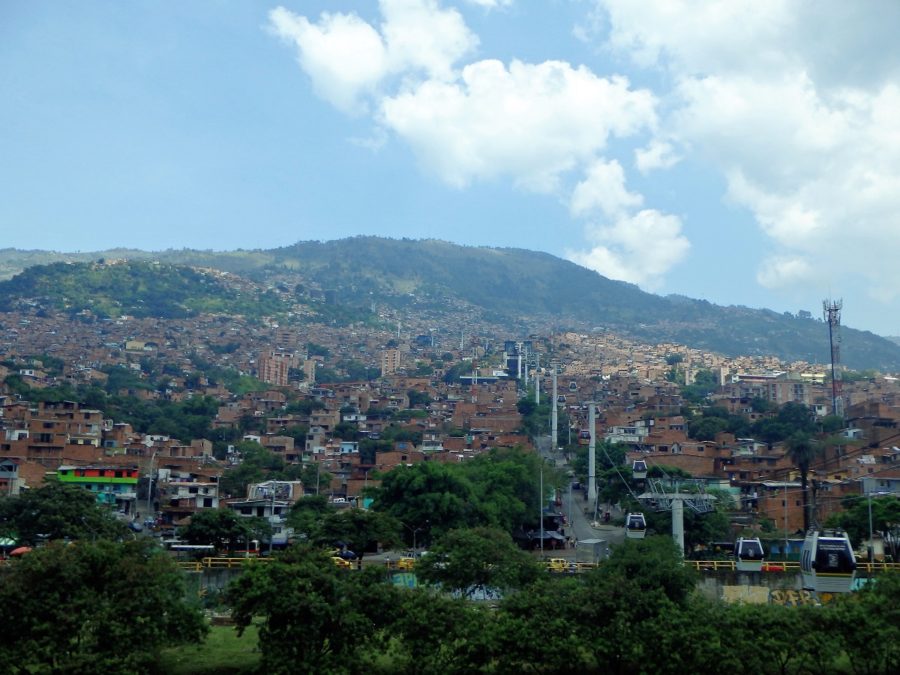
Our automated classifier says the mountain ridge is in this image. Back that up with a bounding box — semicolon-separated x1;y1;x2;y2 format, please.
1;237;897;371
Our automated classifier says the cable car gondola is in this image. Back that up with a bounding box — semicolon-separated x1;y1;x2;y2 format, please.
800;529;857;594
625;512;647;540
632;459;647;481
735;537;765;572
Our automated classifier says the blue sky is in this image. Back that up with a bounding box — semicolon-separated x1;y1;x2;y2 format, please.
3;1;900;337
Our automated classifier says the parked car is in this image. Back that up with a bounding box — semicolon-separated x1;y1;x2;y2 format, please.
331;556;353;569
548;558;569;573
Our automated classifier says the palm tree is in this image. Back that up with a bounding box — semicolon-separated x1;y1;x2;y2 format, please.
786;431;820;532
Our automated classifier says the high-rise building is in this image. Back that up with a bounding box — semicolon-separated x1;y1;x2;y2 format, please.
381;349;401;376
258;350;297;387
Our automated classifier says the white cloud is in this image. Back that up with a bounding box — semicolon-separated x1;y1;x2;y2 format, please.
568;209;690;289
268;1;477;114
380;59;656;190
570;159;642;218
270;1;689;289
379;0;478;81
268;7;388;114
634;139;679;173
464;0;513;8
593;0;900;309
756;256;814;289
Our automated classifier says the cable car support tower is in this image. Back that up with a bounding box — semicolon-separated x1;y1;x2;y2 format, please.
823;298;844;419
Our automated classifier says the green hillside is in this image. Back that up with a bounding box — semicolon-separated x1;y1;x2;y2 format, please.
2;238;899;371
0;260;286;319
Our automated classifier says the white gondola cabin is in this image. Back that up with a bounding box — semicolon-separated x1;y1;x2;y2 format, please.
632;459;648;481
800;529;857;594
735;537;765;572
625;512;647;539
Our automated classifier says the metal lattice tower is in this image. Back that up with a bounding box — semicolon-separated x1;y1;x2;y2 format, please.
823;299;844;418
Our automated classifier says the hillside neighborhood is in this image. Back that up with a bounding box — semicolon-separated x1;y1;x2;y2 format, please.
3;292;899;555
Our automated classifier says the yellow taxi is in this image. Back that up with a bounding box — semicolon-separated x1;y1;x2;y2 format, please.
547;558;569;573
331;556;353;569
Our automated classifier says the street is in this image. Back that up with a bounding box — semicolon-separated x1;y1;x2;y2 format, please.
537;432;626;560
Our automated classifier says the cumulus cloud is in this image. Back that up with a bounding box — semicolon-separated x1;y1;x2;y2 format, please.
268;1;477;114
757;255;814;289
379;0;479;81
270;1;687;289
464;0;513;8
568;210;690;289
570;159;642;218
634;139;679;173
380;60;656;190
593;0;900;308
268;7;388;114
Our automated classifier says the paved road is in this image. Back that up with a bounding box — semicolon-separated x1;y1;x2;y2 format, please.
562;484;625;556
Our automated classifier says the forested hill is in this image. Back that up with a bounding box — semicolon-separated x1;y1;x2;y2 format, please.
0;260;287;319
2;237;900;371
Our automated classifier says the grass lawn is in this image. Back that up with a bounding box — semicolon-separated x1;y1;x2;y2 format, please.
158;623;260;675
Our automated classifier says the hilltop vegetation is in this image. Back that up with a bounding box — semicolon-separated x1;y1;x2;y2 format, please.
0;260;286;319
2;238;900;370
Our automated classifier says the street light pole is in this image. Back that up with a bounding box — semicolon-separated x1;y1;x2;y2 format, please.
268;481;276;556
146;450;158;519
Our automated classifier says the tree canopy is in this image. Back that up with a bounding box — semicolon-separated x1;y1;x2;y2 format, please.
0;539;206;673
0;481;127;545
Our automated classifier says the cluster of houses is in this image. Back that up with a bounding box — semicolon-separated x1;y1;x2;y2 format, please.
2;313;900;549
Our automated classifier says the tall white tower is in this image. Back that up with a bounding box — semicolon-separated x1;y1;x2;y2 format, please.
551;367;558;449
523;344;529;387
588;403;597;503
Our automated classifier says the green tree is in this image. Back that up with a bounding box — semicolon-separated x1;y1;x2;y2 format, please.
290;464;333;496
575;537;699;673
416;526;541;599
493;577;586;672
828;572;900;674
688;415;729;441
218;441;284;498
311;508;401;562
786;431;820;532
285;495;330;541
0;481;126;545
180;508;271;552
407;389;431;407
681;369;719;403
372;462;478;544
826;494;900;551
777;401;816;433
226;547;398;674
751;417;791;450
0;539;206;673
391;589;494;674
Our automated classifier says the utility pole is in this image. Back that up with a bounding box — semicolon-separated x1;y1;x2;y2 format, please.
268;481;276;555
539;461;544;557
866;481;875;563
551;367;558;450
784;481;789;561
588;403;597;506
523;344;529;387
672;497;685;555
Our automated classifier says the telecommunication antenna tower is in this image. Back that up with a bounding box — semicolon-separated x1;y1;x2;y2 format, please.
823;299;844;418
